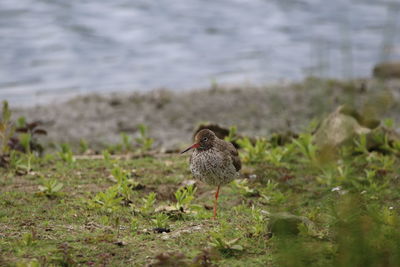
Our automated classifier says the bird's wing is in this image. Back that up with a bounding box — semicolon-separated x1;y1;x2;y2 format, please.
223;140;242;172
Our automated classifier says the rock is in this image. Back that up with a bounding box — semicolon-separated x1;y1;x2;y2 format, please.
313;105;373;148
313;105;400;152
268;212;313;235
373;61;400;79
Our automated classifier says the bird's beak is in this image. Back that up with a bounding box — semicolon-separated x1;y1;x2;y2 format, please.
180;143;200;154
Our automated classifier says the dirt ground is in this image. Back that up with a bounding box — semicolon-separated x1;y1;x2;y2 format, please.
11;78;400;151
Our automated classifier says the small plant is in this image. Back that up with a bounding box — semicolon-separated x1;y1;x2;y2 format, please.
383;118;394;128
350;169;388;195
16;152;34;173
79;139;89;154
209;233;243;256
135;124;154;152
131;218;139;234
1;103;46;168
58;144;75;164
174;184;197;211
91;186;123;213
13;118;47;154
232;179;258;197
152;213;170;229
111;166;137;204
38;179;64;198
19;231;36;247
292;133;318;165
237;137;269;164
265;146;292;167
140;192;157;216
18;133;32;154
0;101;15;165
224;126;238;143
102;149;112;163
260;180;287;205
120;132;133;152
251;206;267;236
354;134;369;155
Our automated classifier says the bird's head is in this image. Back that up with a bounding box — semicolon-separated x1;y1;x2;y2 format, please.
180;129;216;154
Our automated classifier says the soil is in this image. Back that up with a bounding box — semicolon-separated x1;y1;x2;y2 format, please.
11;78;400;151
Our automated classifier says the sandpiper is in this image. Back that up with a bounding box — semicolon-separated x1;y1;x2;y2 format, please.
181;129;241;219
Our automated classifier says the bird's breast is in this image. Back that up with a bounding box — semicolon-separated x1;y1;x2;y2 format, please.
189;148;237;186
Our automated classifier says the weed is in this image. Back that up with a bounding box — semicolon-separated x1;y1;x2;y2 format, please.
354;134;369;154
120;132;133;152
174;184;197;211
224;126;238;143
250;206;267;236
135;124;154;152
140;192;157;216
0;101;15;165
58;144;75;164
232;179;258;197
19;231;36;247
38;179;64;198
13;119;46;155
130;218;139;234
237;137;269;164
209;234;243;256
90;186;123;214
152;213;170;229
79;139;89;154
292;133;318;165
102;149;112;163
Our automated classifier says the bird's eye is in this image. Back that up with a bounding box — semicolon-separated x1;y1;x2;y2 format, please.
203;137;208;142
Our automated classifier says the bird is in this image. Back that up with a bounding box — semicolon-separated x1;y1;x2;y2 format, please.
181;129;241;219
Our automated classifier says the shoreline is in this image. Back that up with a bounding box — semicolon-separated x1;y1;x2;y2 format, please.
10;77;400;152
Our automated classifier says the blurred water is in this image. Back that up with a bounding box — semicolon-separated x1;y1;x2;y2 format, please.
0;0;399;106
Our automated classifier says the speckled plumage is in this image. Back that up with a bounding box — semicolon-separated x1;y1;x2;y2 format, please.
188;130;241;186
181;129;241;218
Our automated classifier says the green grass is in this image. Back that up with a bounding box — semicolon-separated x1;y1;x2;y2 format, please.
1;135;400;266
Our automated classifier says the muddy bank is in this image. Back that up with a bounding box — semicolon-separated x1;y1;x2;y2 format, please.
11;78;400;151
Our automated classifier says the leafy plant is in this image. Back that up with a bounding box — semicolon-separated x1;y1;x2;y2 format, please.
354;134;369;155
0;101;15;165
38;179;64;198
232;179;258;197
292;133;318;165
140;192;157;216
261;179;287;205
237;137;269;164
111;166;137;204
19;231;36;247
58;144;75;164
209;233;243;256
224;126;238;143
265;146;292;167
102;149;112;164
152;213;170;229
79;139;89;154
90;186;123;213
135;124;154;152
174;184;197;211
131;218;140;234
250;206;267;236
13;118;47;154
350;169;388;195
120;132;133;152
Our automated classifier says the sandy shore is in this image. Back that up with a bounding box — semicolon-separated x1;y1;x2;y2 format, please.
11;78;400;151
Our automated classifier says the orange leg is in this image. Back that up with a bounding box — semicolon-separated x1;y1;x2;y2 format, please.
213;185;221;220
